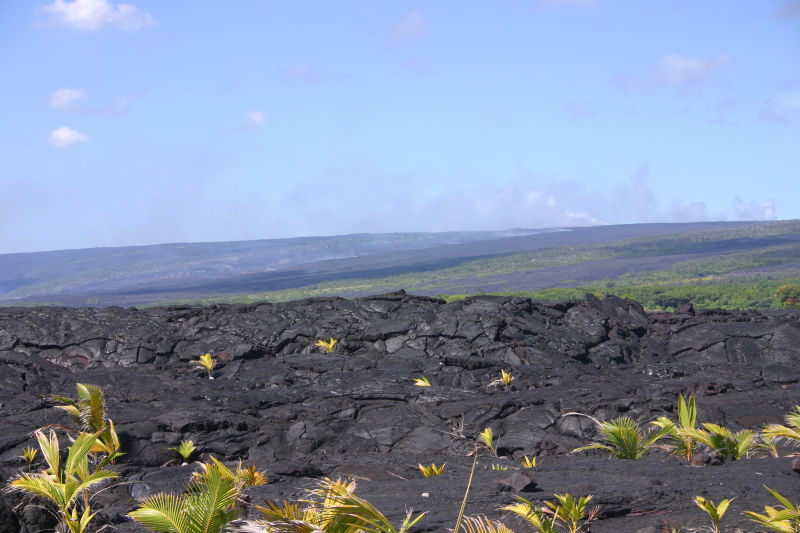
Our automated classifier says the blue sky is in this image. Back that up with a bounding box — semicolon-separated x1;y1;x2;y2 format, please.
1;0;798;254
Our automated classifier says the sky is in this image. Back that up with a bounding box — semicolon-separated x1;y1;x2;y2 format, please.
0;0;799;254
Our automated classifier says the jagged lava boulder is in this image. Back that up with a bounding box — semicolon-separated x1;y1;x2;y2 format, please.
0;292;798;532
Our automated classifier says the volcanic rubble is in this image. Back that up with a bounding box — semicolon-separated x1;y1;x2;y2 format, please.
0;292;799;533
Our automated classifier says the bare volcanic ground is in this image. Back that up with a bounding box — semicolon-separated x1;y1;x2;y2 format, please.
0;292;799;533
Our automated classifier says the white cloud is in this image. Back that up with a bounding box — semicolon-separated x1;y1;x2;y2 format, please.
49;88;86;111
734;197;777;221
654;54;731;85
388;11;428;45
36;0;154;32
49;126;90;147
246;110;268;127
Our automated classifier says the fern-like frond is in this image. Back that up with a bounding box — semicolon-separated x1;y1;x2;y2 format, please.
129;493;192;533
459;515;515;533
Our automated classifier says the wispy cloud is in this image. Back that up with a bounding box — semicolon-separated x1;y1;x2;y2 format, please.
49;88;86;111
35;0;154;32
616;53;732;92
388;11;428;45
285;64;321;84
772;1;800;19
49;126;90;147
759;93;800;124
654;53;731;85
245;110;268;127
563;101;596;119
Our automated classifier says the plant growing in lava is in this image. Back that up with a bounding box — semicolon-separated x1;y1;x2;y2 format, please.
743;486;800;532
571;415;672;460
20;446;38;469
315;338;338;353
489;369;514;390
170;439;197;463
479;427;496;455
762;405;800;449
503;493;597;533
51;383;124;463
680;423;755;461
250;477;425;533
651;393;698;461
5;429;118;533
694;496;731;533
413;375;432;387
418;462;445;477
192;353;216;379
129;459;243;533
519;455;537;468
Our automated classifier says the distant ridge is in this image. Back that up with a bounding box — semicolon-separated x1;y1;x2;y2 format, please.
1;221;798;308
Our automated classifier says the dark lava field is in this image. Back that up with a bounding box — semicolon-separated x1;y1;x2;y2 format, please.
1;292;799;532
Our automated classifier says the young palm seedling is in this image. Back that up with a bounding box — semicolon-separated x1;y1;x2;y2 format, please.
490;464;508;471
315;338;338;353
681;423;755;461
250;477;426;533
6;429;118;533
762;405;800;450
502;497;557;533
694;496;731;533
479;427;497;456
20;446;37;469
52;383;124;463
234;462;267;487
652;393;698;462
170;439;196;464
129;458;245;533
503;494;597;533
743;486;800;532
413;375;432;387
192;353;216;379
418;462;445;477
519;455;537;468
571;415;672;460
489;370;515;390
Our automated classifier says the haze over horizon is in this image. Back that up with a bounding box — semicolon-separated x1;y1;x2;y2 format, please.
1;1;798;254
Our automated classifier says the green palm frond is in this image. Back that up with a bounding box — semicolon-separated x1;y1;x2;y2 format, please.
130;459;245;533
763;406;800;446
459;515;515;533
502;497;557;533
744;486;800;532
573;416;671;460
681;423;754;460
254;477;424;533
129;493;193;533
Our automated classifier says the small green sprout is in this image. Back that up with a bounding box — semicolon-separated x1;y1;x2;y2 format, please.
170;439;196;463
315;338;338;353
519;455;537;468
503;494;597;533
418;462;445;477
694;496;731;533
500;369;514;389
491;464;508;471
236;462;267;487
413;376;432;387
479;427;496;454
21;446;38;468
192;353;216;379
